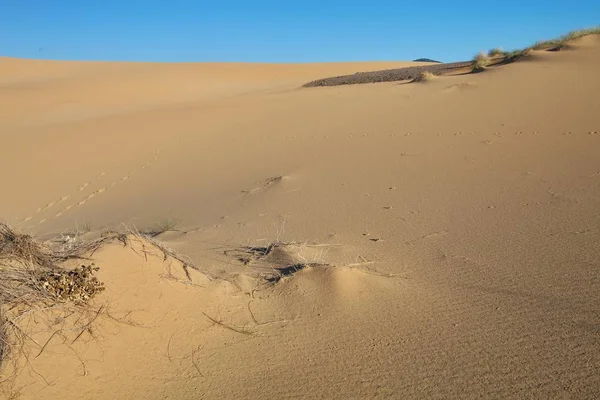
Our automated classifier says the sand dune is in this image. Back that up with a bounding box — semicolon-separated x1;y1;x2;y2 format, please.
1;35;599;399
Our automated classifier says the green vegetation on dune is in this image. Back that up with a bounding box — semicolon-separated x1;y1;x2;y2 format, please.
478;26;600;70
531;26;600;50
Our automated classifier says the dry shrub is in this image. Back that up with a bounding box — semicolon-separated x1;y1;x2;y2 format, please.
0;220;200;397
471;52;490;72
0;221;120;372
531;26;600;50
38;264;104;303
531;39;563;51
412;71;436;82
0;221;126;270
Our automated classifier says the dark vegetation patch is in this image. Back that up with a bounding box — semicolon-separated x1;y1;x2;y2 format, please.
303;61;472;87
231;242;279;265
38;264;104;303
224;242;331;284
264;263;326;283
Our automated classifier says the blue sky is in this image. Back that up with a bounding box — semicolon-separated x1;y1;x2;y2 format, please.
1;1;598;63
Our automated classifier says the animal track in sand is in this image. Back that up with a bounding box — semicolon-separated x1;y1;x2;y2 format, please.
51;177;127;219
36;201;55;213
49;153;162;220
24;150;165;224
25;171;130;223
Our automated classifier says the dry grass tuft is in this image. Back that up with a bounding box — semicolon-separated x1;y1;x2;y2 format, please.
488;48;505;57
531;39;564;51
561;26;600;41
504;49;529;62
530;26;600;50
412;71;436;82
0;220;199;394
141;218;180;237
126;225;198;280
0;221;116;372
0;221;136;376
471;52;490;72
0;221;127;270
0;311;9;367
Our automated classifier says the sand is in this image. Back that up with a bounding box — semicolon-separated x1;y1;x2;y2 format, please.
1;35;599;399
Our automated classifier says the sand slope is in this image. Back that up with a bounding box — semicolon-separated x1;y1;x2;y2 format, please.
1;36;599;399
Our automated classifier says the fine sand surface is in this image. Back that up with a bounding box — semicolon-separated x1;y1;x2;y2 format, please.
1;36;599;399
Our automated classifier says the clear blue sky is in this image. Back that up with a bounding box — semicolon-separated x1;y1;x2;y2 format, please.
1;1;598;63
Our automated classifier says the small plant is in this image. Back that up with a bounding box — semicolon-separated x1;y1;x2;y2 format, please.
0;220;196;374
561;26;600;41
488;48;505;57
0;221;113;370
472;52;490;72
143;218;179;237
531;39;563;50
504;49;528;63
530;26;600;51
413;71;436;82
73;221;93;236
38;264;104;303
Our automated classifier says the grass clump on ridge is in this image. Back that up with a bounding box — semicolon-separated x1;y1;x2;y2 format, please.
530;26;600;50
488;48;505;57
561;26;600;40
480;26;599;68
412;70;436;82
471;52;490;72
